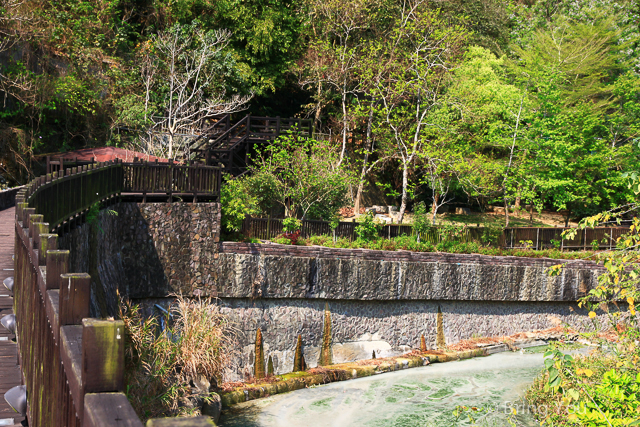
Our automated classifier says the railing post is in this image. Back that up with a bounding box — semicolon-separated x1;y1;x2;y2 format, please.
168;159;174;203
46;250;69;291
59;273;91;326
29;214;43;244
38;233;57;266
610;228;613;250
82;319;125;393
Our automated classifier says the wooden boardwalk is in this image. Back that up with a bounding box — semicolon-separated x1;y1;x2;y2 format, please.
0;207;24;426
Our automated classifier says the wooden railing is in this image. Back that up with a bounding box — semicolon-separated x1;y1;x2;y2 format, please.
13;161;220;426
242;217;631;250
27;160;221;230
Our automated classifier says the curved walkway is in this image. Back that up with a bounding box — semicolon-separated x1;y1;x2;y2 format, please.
0;207;24;426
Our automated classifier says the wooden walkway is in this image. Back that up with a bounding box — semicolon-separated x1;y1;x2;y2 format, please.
0;207;24;426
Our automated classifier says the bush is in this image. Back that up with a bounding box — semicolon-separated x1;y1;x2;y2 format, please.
355;212;380;241
221;175;259;234
412;201;431;241
282;217;302;232
273;236;292;245
120;295;236;421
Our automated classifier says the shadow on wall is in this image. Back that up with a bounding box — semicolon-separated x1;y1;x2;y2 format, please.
58;203;167;318
58;202;221;318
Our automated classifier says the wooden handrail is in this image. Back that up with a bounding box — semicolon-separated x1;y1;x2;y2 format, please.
13;163;221;426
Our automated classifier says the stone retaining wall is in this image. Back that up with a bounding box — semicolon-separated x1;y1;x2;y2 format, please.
201;243;601;302
59;202;221;317
212;298;593;379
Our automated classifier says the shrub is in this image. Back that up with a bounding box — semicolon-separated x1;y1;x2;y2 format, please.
120;295;237;421
282;217;302;233
221;175;259;234
355;212;380;241
412;201;431;241
273;236;292;245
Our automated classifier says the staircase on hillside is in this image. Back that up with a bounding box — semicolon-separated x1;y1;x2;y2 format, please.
187;114;313;176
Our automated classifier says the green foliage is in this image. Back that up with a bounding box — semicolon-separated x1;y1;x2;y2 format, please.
220;175;260;234
282;217;302;233
273;236;292;245
528;184;640;425
412;202;431;239
354;212;379;241
251;134;353;220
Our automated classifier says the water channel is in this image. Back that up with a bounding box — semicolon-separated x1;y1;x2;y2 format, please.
219;348;570;427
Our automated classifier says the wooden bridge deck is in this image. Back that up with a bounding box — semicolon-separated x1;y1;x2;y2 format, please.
0;207;24;426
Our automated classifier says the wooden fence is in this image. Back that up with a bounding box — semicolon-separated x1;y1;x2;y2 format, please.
13;161;220;426
502;227;631;250
243;218;491;244
242;217;630;250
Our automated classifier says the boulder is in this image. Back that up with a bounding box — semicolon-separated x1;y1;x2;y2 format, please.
202;393;222;423
455;207;471;215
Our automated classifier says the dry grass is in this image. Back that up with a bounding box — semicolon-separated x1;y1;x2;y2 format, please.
119;294;237;421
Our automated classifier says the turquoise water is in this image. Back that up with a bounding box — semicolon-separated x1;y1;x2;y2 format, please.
219;351;554;427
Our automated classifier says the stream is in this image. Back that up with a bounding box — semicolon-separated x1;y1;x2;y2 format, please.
218;348;572;427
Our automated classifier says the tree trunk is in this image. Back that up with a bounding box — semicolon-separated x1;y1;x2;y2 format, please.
354;179;364;218
431;191;439;225
504;197;510;228
168;133;174;159
398;163;409;224
314;82;323;130
354;105;375;217
338;82;348;165
529;203;534;225
564;208;571;227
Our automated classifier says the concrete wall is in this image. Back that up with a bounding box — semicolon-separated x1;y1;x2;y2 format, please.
214;298;592;379
206;243;600;302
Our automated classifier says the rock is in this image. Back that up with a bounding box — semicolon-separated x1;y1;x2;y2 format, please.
202;393;222;423
388;206;399;213
436;205;449;213
375;214;392;224
454;207;471;215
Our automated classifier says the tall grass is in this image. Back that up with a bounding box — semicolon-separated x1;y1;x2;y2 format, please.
119;294;237;421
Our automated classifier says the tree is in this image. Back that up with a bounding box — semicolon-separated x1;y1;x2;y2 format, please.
512;15;639;224
299;0;388;165
359;2;468;223
250;133;354;219
137;23;252;158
